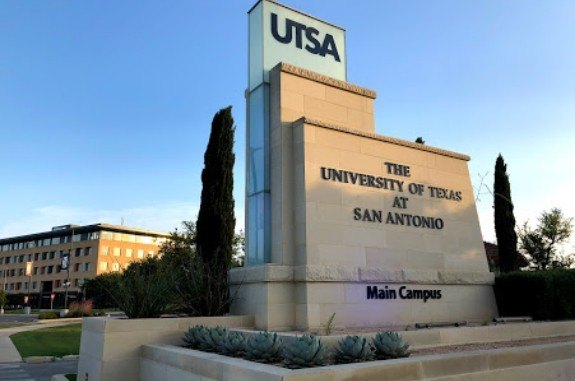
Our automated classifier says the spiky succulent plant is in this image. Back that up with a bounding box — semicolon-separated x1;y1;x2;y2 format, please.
183;325;208;349
209;326;229;351
372;331;410;359
282;335;329;369
245;331;282;363
220;331;246;356
335;335;374;364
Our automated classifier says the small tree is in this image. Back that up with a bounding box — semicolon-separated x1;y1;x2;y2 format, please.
415;137;425;144
195;106;236;315
494;154;519;272
82;273;122;309
0;289;7;314
519;208;573;270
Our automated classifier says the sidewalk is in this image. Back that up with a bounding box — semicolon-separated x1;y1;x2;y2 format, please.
0;321;78;363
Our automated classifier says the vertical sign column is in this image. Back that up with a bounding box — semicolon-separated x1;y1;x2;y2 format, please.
246;0;346;265
247;2;269;265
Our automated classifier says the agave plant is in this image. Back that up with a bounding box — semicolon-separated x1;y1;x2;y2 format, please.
209;326;229;351
282;335;329;369
220;331;246;356
372;331;410;360
245;331;282;363
182;325;208;349
335;335;374;364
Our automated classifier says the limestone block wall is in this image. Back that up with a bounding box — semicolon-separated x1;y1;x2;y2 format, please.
77;315;254;381
231;63;497;331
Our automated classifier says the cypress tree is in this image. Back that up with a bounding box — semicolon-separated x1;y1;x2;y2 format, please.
197;106;236;267
196;106;236;313
494;154;518;273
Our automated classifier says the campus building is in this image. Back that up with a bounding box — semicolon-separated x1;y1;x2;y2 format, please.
0;223;170;308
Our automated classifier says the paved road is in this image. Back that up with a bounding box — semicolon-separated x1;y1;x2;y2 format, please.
0;361;77;381
0;316;38;324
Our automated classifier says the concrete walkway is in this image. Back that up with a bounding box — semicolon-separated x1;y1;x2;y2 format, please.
0;321;78;363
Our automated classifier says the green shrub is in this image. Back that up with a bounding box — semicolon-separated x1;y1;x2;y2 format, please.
495;269;575;320
282;335;328;369
372;331;410;359
38;312;59;320
109;257;177;318
335;336;373;364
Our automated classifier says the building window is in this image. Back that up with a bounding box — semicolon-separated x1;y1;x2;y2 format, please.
113;247;121;257
100;262;108;271
83;263;90;272
148;251;155;258
101;246;109;256
125;248;133;258
85;247;92;256
18;268;24;276
73;263;80;272
34;253;39;261
42;252;48;260
137;249;144;259
49;251;55;260
55;280;61;288
33;267;38;275
47;266;54;274
75;248;82;257
32;281;37;290
112;263;120;272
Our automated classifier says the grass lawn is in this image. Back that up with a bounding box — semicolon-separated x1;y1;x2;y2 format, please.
10;323;82;357
0;323;31;330
2;309;41;314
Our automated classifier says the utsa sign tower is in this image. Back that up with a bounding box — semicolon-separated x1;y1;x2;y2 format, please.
230;0;498;331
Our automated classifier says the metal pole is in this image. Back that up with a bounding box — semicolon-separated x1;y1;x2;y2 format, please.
64;228;73;310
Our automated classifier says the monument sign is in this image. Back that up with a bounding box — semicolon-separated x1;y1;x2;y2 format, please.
231;0;498;330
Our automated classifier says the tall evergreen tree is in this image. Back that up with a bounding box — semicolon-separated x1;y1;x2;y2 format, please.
494;154;518;272
195;106;236;313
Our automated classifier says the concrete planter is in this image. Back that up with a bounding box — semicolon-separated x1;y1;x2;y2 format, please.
140;342;575;381
23;306;31;315
77;315;254;381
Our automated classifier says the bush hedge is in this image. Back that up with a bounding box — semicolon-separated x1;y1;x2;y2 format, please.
38;311;59;320
495;269;575;320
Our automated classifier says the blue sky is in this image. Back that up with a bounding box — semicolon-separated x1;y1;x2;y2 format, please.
1;1;574;252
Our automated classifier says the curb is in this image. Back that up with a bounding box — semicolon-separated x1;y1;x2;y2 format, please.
23;355;79;363
24;356;54;364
